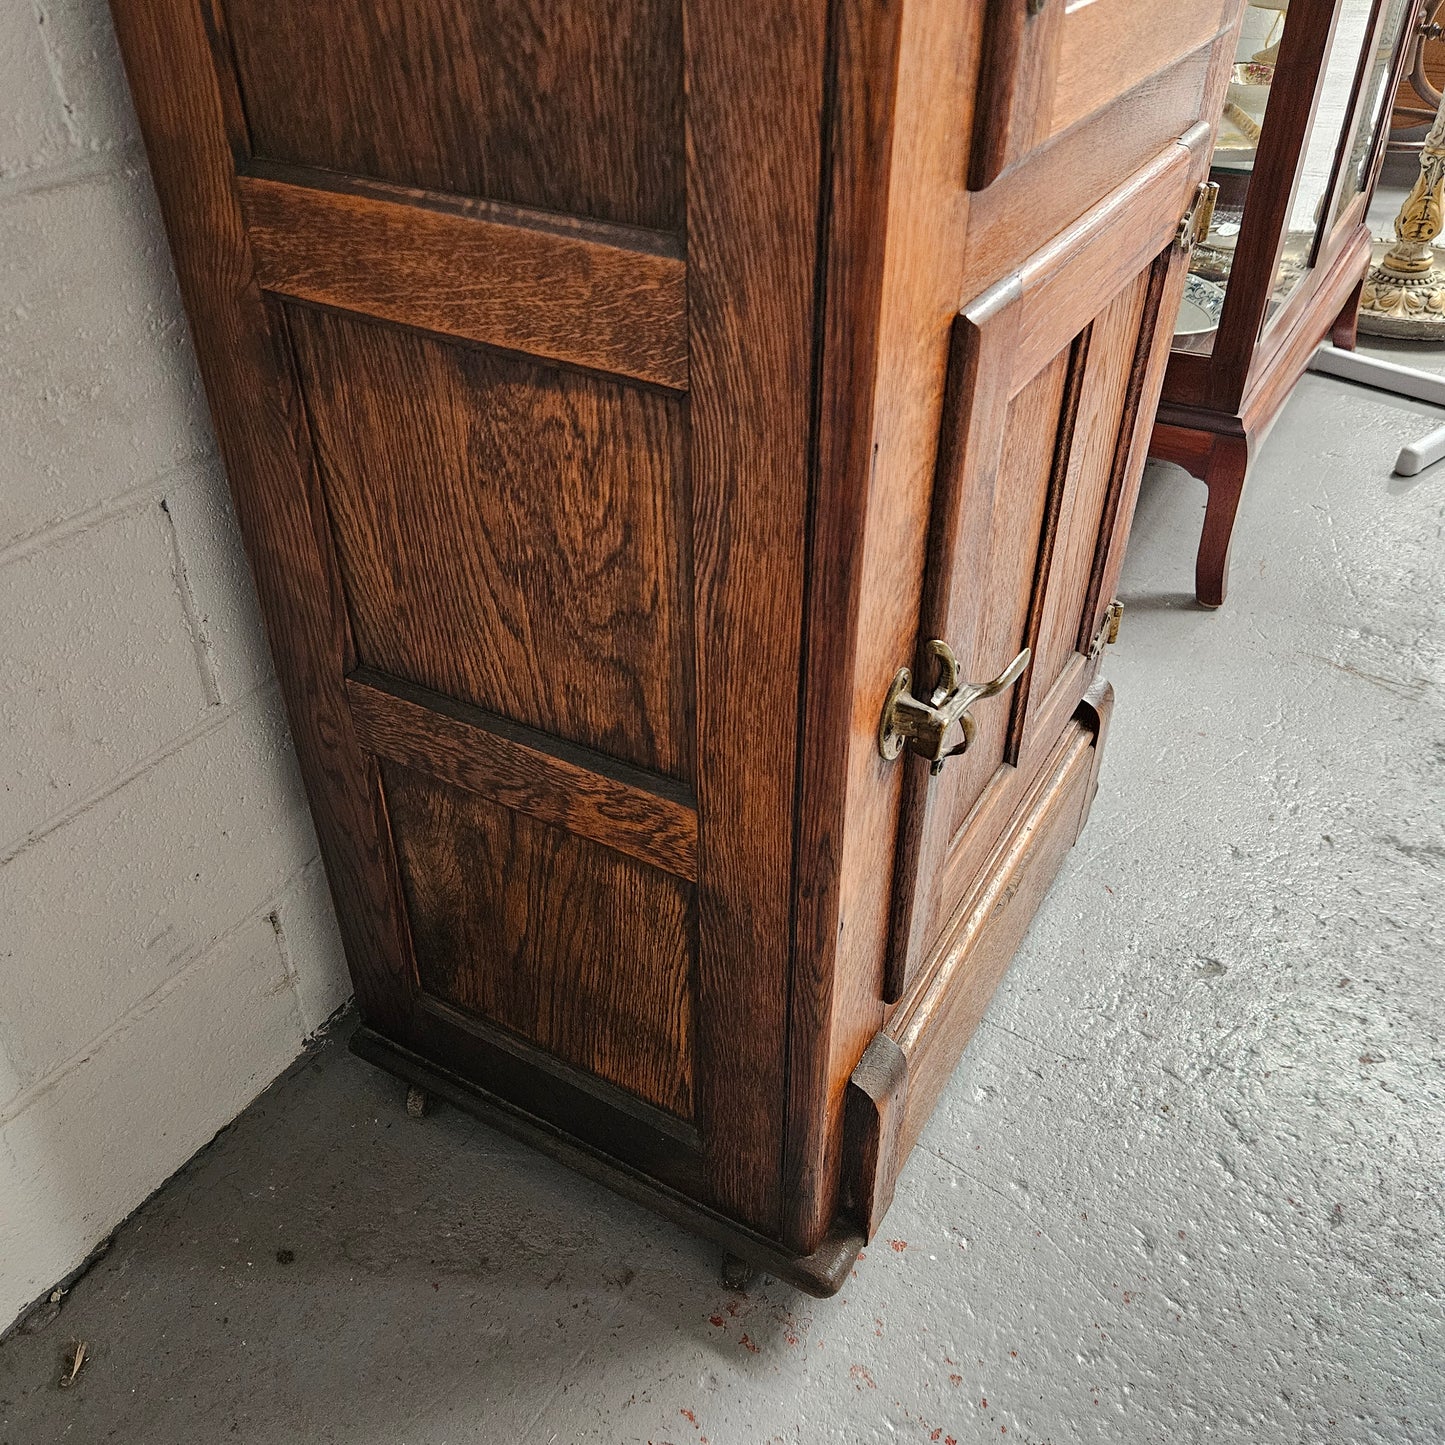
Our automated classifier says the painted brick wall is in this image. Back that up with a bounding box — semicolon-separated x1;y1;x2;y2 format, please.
1;0;351;1328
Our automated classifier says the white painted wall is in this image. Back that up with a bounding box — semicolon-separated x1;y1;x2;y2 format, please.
0;0;351;1328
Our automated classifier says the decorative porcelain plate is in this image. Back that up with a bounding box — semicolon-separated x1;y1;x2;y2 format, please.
1174;275;1227;337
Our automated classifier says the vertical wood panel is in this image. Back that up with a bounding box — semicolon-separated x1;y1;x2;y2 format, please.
223;0;685;231
287;307;693;780
384;765;696;1119
684;0;828;1230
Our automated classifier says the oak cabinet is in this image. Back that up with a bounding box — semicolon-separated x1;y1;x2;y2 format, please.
108;0;1240;1294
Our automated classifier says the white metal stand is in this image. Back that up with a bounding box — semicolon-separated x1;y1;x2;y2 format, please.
1308;344;1445;475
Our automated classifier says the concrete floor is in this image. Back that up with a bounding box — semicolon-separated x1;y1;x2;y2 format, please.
2;353;1443;1443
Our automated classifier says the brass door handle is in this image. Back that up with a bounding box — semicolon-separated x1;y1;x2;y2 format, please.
878;641;1031;775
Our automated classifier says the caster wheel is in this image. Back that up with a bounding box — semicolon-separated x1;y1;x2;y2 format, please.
721;1253;756;1291
405;1084;431;1119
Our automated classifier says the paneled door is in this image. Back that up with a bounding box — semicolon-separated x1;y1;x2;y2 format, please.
886;138;1210;999
108;0;827;1236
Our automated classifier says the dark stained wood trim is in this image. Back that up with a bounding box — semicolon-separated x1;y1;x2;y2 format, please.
235;170;689;390
351;1025;867;1298
839;1034;908;1240
106;0;414;1035
416;996;702;1147
345;670;699;882
683;0;828;1233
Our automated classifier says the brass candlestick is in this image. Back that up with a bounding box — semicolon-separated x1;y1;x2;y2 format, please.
1360;81;1445;337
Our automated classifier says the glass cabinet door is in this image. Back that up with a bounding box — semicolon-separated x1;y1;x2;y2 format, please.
1329;0;1413;230
1170;0;1412;353
1170;2;1288;354
1265;0;1388;333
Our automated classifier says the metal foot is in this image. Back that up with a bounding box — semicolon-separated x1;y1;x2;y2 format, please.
405;1084;431;1119
721;1253;756;1291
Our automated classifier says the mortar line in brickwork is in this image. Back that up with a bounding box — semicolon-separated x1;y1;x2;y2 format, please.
0;451;218;569
0;863;317;1128
158;494;224;707
0;679;274;865
0;139;146;206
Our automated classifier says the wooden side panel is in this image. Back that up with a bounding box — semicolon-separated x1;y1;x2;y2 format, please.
384;763;696;1120
237;169;688;390
287;307;692;781
221;0;685;231
346;672;698;881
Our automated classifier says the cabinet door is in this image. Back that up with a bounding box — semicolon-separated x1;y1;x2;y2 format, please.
108;0;825;1237
970;0;1237;189
886;141;1205;997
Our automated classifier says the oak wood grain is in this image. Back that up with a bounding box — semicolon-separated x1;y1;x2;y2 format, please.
288;305;693;780
238;168;687;390
384;762;696;1119
346;670;698;882
223;0;685;231
682;0;827;1232
783;0;907;1249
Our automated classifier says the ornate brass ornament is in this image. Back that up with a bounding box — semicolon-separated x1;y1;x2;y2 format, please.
878;642;1032;775
1177;181;1220;253
1360;81;1445;338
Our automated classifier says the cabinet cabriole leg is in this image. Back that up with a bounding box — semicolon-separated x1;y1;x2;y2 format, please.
1195;433;1251;608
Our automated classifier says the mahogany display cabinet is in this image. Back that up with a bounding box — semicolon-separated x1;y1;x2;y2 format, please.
108;0;1241;1294
1153;0;1420;606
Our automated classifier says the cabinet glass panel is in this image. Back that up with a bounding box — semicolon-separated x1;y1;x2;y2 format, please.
1170;3;1286;356
1264;0;1379;334
1330;0;1412;231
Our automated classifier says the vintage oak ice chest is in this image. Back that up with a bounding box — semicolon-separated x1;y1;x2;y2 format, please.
109;0;1241;1292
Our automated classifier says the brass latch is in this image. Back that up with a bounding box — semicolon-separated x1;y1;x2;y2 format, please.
1088;599;1124;659
878;642;1031;776
1176;181;1219;253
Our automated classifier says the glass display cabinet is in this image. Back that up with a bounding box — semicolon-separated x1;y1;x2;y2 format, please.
1151;0;1420;606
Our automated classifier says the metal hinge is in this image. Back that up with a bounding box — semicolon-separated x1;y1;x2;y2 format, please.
1088;599;1124;660
1176;181;1219;253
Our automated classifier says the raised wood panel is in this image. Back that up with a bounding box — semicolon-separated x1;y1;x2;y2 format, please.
1025;269;1151;713
887;137;1203;997
1050;0;1234;140
287;306;693;780
221;0;685;231
970;0;1233;188
238;168;687;391
346;670;698;881
383;762;696;1119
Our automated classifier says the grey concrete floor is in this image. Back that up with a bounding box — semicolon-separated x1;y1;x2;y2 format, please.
2;356;1443;1444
